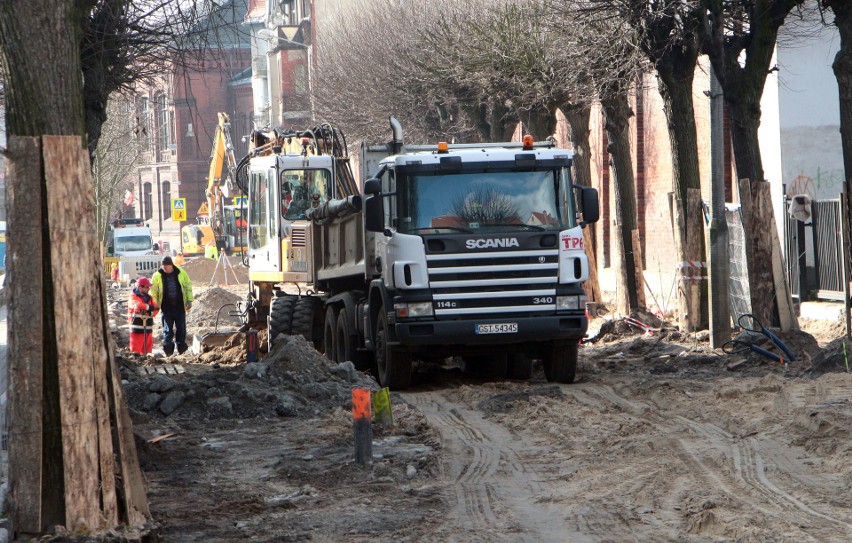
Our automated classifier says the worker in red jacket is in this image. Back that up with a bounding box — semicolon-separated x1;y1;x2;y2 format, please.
128;277;159;354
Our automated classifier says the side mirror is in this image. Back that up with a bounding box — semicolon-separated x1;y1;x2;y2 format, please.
153;243;160;251
364;178;382;195
579;187;599;227
364;194;385;232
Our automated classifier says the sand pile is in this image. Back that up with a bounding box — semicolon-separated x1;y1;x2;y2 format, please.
122;335;377;420
188;286;244;330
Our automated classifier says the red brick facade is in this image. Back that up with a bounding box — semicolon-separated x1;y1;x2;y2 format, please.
132;48;253;254
555;66;736;312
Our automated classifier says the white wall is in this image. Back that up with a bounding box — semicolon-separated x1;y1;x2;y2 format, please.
777;18;843;200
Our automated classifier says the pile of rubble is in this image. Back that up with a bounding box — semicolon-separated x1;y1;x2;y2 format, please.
122;335;377;421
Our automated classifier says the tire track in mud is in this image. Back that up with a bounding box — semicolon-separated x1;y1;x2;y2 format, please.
570;383;852;538
405;391;636;543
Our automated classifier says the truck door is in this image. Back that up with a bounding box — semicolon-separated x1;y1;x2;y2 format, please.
247;166;282;273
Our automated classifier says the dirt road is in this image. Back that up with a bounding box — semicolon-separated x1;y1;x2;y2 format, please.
406;370;852;542
110;285;852;542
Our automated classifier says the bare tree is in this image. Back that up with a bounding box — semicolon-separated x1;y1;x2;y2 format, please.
575;0;707;328
81;0;250;157
701;0;806;184
557;1;648;313
315;0;593;143
820;1;852;183
700;0;805;326
92;95;145;243
0;0;150;537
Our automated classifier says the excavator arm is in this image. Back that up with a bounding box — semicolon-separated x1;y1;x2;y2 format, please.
205;112;240;237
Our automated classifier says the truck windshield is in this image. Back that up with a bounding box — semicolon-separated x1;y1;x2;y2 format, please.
281;169;332;221
398;168;575;234
114;236;152;252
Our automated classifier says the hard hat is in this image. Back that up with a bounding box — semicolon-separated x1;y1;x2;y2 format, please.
137;277;152;288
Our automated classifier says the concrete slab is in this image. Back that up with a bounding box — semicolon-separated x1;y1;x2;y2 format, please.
800;301;845;321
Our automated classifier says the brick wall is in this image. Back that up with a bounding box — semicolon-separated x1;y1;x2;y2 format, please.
555;64;733;314
133;47;253;253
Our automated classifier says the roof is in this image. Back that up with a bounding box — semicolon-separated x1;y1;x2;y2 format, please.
176;0;251;50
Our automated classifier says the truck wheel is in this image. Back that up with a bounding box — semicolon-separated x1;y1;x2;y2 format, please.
291;296;324;351
542;340;579;384
462;354;508;379
268;295;297;346
374;311;412;389
323;305;338;361
336;307;371;371
507;353;533;380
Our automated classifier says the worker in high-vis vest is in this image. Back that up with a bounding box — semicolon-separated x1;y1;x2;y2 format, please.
128;276;159;354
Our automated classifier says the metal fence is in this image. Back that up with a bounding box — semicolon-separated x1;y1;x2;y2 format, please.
812;200;844;300
725;205;753;322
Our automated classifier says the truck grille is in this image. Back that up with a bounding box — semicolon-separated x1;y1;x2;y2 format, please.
426;249;559;317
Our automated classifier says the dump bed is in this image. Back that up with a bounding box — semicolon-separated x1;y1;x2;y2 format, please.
310;211;368;289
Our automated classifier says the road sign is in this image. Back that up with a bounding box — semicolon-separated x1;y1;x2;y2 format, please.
171;198;187;222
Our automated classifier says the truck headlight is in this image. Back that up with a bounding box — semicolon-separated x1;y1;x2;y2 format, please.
394;302;434;318
556;295;586;310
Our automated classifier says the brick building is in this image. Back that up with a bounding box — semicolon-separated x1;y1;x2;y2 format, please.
553;60;759;312
131;0;253;254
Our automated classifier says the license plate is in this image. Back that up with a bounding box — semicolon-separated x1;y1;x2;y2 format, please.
475;323;518;335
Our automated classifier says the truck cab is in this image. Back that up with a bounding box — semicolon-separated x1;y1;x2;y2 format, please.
357;139;599;386
107;222;156;258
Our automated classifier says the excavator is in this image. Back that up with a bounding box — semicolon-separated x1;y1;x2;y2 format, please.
181;112;247;256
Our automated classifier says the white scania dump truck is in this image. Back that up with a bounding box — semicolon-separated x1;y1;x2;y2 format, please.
241;120;599;389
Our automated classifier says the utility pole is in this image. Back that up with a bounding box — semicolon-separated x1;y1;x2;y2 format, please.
708;68;730;348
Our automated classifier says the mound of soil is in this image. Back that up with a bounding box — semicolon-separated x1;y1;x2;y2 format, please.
805;336;852;377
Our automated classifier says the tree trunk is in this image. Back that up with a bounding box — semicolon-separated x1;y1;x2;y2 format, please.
518;105;557;140
563;103;601;304
0;1;149;537
726;98;765;185
601;91;642;314
564;104;592;187
831;0;852;184
833;0;852;341
658;70;708;330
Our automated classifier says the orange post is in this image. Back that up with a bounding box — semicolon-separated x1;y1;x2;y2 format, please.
352;388;373;465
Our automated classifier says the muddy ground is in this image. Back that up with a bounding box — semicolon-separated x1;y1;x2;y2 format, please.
108;282;852;542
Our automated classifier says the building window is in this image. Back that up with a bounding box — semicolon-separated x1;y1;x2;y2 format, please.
161;181;171;222
138;96;150;149
143;182;153;220
157;94;174;150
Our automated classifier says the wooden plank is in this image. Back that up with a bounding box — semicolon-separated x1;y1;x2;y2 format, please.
106;334;151;524
5;136;45;535
748;181;784;327
759;183;798;331
686;189;704;330
43;136;103;532
92;275;118;525
631;230;646;308
582;227;601;303
672;196;690;330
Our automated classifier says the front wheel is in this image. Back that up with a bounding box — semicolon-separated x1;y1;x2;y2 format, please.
542;340;579;384
291;296;324;351
268;295;297;346
374;311;412;389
